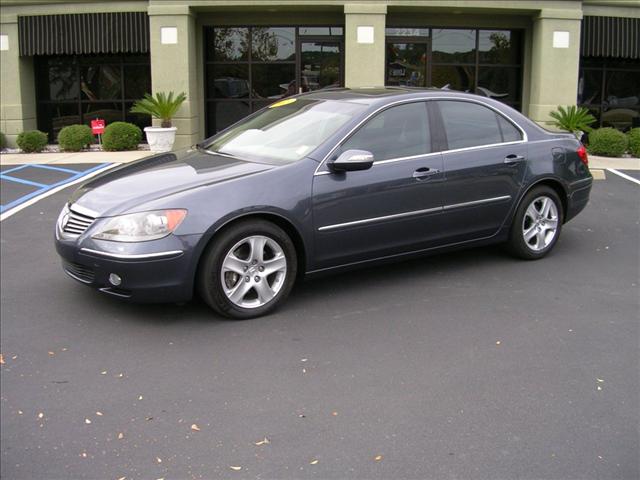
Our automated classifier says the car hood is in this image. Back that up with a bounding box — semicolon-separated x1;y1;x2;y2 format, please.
68;148;275;216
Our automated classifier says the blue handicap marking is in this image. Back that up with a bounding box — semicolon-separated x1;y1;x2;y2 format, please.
0;163;111;213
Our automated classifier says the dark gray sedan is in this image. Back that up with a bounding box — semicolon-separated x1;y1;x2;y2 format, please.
55;88;593;319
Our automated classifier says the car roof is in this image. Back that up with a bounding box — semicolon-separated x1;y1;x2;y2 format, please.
302;87;489;106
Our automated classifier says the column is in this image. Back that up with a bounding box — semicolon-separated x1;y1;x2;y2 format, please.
147;4;200;149
0;15;37;147
528;8;583;125
344;3;387;88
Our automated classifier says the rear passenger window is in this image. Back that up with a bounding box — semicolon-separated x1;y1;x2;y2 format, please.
341;102;431;161
497;114;522;142
437;100;521;150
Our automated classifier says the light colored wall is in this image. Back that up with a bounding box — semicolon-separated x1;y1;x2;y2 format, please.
344;3;386;87
148;4;201;149
0;20;37;146
528;7;583;125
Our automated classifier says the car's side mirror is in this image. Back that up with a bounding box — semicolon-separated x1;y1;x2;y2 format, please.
329;149;374;172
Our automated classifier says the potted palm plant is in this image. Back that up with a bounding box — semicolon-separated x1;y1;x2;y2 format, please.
131;91;187;152
548;105;596;142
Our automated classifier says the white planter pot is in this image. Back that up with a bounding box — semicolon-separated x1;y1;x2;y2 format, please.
144;126;177;153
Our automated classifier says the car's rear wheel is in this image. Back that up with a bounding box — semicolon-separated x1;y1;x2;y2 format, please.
197;220;297;319
508;186;563;260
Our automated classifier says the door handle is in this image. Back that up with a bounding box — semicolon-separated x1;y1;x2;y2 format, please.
413;167;440;180
504;154;525;164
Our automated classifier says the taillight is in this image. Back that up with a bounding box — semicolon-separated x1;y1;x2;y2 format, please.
577;145;588;166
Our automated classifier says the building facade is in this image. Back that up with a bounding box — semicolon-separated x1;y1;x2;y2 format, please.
1;0;638;148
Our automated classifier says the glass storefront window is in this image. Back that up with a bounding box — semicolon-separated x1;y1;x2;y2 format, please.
579;57;640;130
432;29;476;64
35;55;151;142
251;27;295;62
209;27;249;61
386;43;427;87
478;30;520;65
204;26;344;135
251;64;296;98
386;27;523;110
300;42;341;91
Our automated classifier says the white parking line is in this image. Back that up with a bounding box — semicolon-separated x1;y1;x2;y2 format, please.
606;168;640;186
0;163;119;222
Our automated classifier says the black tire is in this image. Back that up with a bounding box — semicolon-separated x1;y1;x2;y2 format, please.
197;220;297;319
508;186;564;260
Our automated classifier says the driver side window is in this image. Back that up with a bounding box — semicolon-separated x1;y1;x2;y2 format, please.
340;102;431;161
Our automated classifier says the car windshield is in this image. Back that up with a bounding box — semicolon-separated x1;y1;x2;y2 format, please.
203;98;366;163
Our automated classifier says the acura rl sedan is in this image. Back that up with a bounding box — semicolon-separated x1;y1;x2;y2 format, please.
55;88;592;319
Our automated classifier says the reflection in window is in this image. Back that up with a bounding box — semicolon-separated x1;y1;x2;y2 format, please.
438;101;504;149
35;55;151;142
477;68;521;102
204;26;344;135
386;43;427;87
579;57;640;130
432;29;476;63
432;65;475;92
342;102;431;161
478;31;518;64
211;27;249;61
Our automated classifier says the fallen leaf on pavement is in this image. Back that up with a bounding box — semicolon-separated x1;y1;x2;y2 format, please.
101;371;107;375
310;459;319;465
61;348;68;352
96;411;103;416
254;437;270;446
0;354;4;365
156;457;162;464
138;395;143;400
81;452;87;458
331;411;338;416
12;355;17;360
374;455;383;461
597;386;602;391
597;378;604;383
495;341;501;345
117;373;124;378
229;466;242;471
18;410;23;415
85;418;92;424
38;412;44;419
117;432;124;439
117;476;126;480
191;424;200;431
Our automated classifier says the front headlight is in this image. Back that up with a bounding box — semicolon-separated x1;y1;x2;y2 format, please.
92;209;187;242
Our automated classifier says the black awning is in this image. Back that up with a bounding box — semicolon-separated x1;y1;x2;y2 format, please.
18;12;149;56
581;16;639;59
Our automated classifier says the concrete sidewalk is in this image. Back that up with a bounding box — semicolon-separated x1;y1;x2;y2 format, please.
1;149;638;170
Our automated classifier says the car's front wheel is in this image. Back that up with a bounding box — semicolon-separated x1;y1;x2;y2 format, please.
508;186;563;260
198;220;297;319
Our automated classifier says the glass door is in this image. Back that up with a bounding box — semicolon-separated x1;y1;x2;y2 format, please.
298;39;343;93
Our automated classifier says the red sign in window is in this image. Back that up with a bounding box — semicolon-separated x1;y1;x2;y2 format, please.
91;119;105;135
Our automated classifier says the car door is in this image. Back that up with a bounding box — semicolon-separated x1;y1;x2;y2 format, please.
311;101;445;270
434;99;528;242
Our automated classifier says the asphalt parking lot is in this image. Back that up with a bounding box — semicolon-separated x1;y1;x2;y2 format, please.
1;167;638;480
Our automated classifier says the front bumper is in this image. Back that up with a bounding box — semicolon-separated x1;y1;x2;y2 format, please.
55;232;203;303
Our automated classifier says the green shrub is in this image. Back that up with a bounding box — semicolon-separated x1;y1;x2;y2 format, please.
16;130;48;153
587;128;628;157
102;122;142;151
548;105;596;136
627;128;640;158
58;124;93;152
0;131;6;149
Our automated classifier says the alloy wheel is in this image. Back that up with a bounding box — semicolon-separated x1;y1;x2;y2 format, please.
522;195;559;252
220;235;288;309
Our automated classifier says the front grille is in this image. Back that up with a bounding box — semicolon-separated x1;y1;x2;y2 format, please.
63;261;95;283
62;207;96;236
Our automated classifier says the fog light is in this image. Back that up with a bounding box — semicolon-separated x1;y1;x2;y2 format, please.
109;273;122;286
